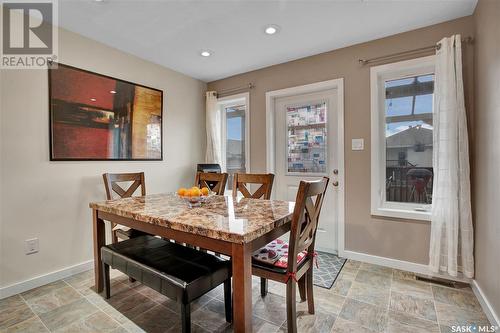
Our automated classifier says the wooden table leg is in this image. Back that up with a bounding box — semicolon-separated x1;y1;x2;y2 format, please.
231;242;253;333
92;209;106;293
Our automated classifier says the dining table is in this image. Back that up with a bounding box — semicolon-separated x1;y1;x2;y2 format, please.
89;193;295;332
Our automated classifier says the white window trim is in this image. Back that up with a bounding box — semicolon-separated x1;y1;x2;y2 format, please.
217;92;250;174
370;56;435;221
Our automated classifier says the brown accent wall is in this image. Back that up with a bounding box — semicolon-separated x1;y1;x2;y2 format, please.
473;0;500;320
208;17;475;264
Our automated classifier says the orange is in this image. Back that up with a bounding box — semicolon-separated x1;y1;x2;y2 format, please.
177;188;187;196
191;187;201;197
201;187;209;196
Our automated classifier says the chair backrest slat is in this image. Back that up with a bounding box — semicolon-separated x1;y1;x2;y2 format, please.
103;172;146;200
286;177;329;273
232;173;274;200
195;172;228;195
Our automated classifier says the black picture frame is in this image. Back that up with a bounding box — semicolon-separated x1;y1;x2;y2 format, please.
48;62;164;161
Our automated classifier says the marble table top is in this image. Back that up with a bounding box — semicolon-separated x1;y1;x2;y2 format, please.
90;193;295;244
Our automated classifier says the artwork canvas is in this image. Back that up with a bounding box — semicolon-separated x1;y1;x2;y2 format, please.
49;63;163;160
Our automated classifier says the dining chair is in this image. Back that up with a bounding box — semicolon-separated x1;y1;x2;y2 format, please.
232;173;275;199
102;172;150;243
195;171;228;195
251;177;329;333
233;173;275;289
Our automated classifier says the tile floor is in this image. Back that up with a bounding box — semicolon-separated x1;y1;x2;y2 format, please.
0;260;491;333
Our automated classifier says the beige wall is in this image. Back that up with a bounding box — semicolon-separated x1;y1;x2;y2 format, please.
208;17;475;264
0;27;206;288
473;0;500;321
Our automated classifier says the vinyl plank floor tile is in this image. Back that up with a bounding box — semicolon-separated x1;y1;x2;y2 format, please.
389;291;437;322
342;261;361;270
355;270;391;289
0;295;35;330
21;281;68;301
108;291;157;321
0;316;48;333
358;263;393;277
38;298;99;331
130;304;179;333
221;315;280;333
191;299;232;332
53;311;121;333
432;285;483;311
339;298;388;332
331;278;352;297
386;310;440;333
434;301;490;328
391;278;432;299
311;291;345;315
25;285;82;315
252;292;288;326
347;281;390;308
280;310;336;333
331;318;377;333
62;270;94;286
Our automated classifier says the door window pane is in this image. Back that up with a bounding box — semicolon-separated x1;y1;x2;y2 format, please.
385;74;434;204
225;104;246;188
287;102;327;173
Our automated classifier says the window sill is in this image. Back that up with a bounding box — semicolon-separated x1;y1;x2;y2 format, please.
371;207;431;222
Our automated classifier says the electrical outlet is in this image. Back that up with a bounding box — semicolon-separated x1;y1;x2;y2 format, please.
25;238;39;255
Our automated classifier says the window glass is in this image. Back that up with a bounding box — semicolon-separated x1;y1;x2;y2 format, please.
225;105;246;188
385;74;434;204
287;102;327;174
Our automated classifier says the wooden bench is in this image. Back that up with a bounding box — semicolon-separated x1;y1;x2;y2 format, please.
101;235;232;333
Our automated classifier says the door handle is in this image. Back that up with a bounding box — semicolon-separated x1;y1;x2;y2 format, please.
332;181;339;187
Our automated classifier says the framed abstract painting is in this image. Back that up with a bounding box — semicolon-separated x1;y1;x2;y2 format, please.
49;63;163;160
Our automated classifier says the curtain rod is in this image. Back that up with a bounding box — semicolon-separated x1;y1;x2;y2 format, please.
358;36;474;65
212;83;254;97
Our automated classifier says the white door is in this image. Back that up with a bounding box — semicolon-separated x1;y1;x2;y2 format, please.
274;89;339;253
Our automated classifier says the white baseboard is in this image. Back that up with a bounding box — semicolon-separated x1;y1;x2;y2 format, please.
471;280;500;328
0;260;94;299
343;250;471;283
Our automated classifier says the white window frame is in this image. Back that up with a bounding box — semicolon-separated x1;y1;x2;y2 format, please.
370;56;435;221
217;92;250;174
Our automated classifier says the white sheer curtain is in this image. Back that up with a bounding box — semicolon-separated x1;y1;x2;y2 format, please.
429;35;474;278
205;91;222;165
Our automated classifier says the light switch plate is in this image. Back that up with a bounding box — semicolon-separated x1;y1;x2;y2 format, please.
25;238;39;255
352;138;364;151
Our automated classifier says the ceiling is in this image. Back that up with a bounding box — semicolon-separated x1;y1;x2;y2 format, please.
58;0;477;82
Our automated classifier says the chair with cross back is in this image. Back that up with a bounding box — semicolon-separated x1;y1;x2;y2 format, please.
232;173;274;200
102;172;151;243
251;177;329;333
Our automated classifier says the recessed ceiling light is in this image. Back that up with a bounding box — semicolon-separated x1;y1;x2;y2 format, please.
110;90;116;94
264;25;280;35
90;98;96;101
200;50;212;57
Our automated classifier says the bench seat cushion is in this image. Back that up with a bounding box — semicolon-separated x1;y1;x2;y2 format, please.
114;227;150;240
101;235;231;303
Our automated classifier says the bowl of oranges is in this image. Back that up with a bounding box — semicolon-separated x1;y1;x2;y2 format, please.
177;186;211;207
